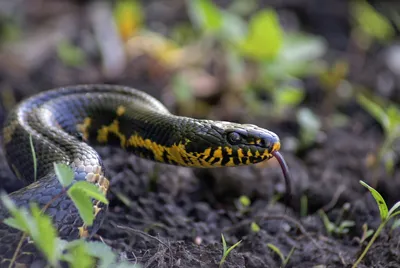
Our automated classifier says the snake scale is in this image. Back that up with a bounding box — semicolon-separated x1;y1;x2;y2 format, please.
0;84;291;266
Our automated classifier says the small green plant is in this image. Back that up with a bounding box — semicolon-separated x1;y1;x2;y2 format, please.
355;223;374;245
219;234;242;268
250;221;260;233
297;108;322;150
391;218;400;231
300;194;308;217
319;209;355;236
57;40;86;67
357;93;400;174
1;162;137;267
350;0;395;50
235;195;251;214
267;243;295;268
352;181;400;268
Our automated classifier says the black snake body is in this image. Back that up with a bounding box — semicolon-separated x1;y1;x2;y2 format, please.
0;84;288;266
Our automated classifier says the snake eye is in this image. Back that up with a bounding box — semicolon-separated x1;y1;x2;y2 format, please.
227;132;242;144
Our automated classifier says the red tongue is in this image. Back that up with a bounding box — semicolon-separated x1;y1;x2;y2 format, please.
272;151;292;207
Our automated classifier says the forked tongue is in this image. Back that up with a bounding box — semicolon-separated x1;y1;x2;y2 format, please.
272;151;292;207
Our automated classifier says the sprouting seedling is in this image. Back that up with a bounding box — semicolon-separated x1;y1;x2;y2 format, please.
352;181;400;268
319;209;355;236
219;234;242;268
355;223;374;245
267;243;295;268
357;93;400;175
235;195;251;214
300;195;308;217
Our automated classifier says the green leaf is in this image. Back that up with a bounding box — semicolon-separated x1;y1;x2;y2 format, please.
227;0;257;16
221;233;227;254
188;0;222;32
275;86;305;108
284;247;295;266
57;40;86;67
1;193;31;233
392;219;400;230
297;107;321;147
360;180;388;221
239;195;251;207
319;210;334;235
69;181;108;205
387;105;400;130
172;73;193;103
357;94;389;132
64;240;94;268
54;163;74;187
388;201;400;217
220;234;241;267
339;220;356;229
220;11;247;43
86;241;117;268
68;188;95;226
239;9;283;60
280;33;326;64
30;203;58;265
29;135;37;182
389;211;400;219
250;222;260;233
267;243;285;263
351;0;395;41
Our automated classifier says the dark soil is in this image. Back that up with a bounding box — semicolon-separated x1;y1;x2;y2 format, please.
1;1;400;268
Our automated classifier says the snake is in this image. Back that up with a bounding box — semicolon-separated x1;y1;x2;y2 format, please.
0;84;291;266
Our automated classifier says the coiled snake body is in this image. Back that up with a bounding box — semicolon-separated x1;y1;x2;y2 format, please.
0;84;290;266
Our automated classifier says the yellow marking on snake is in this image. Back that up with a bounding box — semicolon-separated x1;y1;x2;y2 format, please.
213;147;223;158
116;105;126;116
91;120;275;168
76;117;92;141
3;120;18;145
126;134;225;167
97;120;126;148
79;225;89;238
225;147;233;155
237;148;245;159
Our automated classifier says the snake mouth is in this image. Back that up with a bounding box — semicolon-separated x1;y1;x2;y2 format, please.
272;150;292;206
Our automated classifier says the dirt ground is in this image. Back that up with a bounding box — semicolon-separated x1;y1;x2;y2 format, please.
1;1;400;267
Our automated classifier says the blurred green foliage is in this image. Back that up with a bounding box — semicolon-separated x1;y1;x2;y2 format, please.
184;0;326;122
357;94;400;174
57;40;86;67
114;0;143;40
351;0;395;49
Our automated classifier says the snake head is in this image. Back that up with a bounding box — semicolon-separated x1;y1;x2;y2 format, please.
181;120;280;167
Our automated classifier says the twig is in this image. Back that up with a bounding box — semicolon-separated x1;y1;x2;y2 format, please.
113;223;174;267
321;185;346;213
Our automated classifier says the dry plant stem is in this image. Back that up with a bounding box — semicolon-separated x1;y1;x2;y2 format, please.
9;232;27;268
115;223;174;267
321;185;346;212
